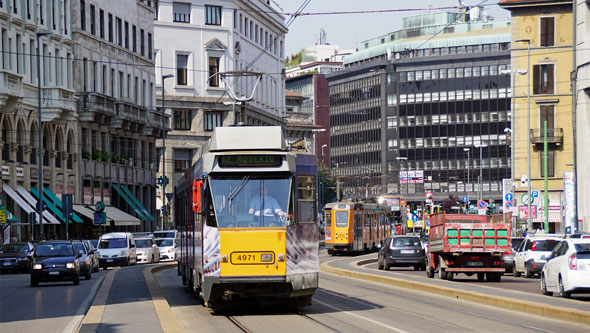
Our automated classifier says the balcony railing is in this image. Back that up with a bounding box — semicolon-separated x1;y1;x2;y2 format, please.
114;101;148;129
173;13;190;23
77;92;117;122
529;128;564;146
0;70;24;106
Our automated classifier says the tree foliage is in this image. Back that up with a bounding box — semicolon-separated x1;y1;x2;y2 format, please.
318;161;337;207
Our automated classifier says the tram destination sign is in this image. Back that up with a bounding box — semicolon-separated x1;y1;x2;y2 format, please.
218;155;282;168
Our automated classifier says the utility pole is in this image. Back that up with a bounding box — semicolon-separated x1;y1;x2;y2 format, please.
161;74;174;230
516;39;532;230
464;148;470;211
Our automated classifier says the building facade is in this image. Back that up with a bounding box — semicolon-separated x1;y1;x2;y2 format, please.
501;0;574;233
575;0;590;232
327;10;512;207
154;0;286;225
1;0;77;241
72;0;161;233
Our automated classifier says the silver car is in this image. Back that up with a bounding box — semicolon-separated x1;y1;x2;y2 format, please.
135;238;160;264
82;240;100;272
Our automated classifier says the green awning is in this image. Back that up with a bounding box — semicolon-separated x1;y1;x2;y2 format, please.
119;184;155;221
111;184;148;220
30;187;66;223
42;187;84;223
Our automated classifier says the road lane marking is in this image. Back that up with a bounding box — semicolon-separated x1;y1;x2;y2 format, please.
77;269;117;332
62;272;107;333
143;264;182;333
313;299;410;333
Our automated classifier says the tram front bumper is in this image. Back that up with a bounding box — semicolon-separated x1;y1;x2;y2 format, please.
203;275;294;301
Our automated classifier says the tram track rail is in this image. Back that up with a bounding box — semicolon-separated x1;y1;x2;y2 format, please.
226;308;340;333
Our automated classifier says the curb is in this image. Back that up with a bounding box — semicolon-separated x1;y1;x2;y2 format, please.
320;259;590;326
144;263;182;333
77;269;117;332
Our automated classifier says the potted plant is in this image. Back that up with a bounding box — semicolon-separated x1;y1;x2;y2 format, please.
82;150;91;160
100;151;109;163
92;150;101;161
111;153;120;164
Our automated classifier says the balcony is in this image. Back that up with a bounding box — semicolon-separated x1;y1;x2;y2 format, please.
77;92;117;123
0;71;24;106
41;87;76;121
529;128;564;148
114;101;148;132
143;109;168;137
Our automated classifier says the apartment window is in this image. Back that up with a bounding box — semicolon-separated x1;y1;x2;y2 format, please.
173;2;190;23
132;25;136;52
204;112;222;131
108;13;113;42
154;0;159;20
51;0;55;29
124;22;129;49
533;64;554;94
208;57;220;87
40;0;44;24
173;149;192;172
99;9;104;38
205;5;222;25
540;17;554;47
540;151;555;177
80;1;86;31
148;33;152;59
117;18;122;46
90;4;96;35
176;54;188;85
173;110;192;130
140;29;145;56
540;105;555;130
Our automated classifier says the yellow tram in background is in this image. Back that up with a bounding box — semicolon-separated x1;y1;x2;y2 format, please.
324;201;392;255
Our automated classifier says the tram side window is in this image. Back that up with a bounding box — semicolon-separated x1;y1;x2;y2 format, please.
297;175;316;223
325;211;332;227
204;185;217;227
335;211;348;227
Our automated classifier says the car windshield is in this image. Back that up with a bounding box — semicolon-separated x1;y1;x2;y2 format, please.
575;243;590;259
99;238;127;249
392;237;420;247
533;240;560;251
136;239;152;248
90;240;98;248
35;244;75;257
0;244;28;254
511;238;524;250
209;176;292;228
335;211;348;227
74;243;87;255
153;232;175;238
156;239;173;247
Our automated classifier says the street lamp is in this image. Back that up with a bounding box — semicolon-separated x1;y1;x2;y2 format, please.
463;148;470;206
161;74;174;231
474;144;488;202
36;30;51;241
516;38;532;230
500;68;526;190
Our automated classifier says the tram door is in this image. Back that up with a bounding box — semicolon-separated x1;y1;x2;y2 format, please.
354;211;363;251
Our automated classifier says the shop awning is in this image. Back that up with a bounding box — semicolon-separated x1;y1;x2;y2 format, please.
30;187;66;223
2;184;55;225
111;184;148;220
43;188;84;223
119;184;155;221
104;206;141;226
73;204;95;221
0;207;19;222
16;186;61;225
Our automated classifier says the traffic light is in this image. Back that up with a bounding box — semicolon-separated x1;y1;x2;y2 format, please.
486;205;495;215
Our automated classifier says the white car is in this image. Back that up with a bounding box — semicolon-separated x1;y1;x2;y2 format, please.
513;234;563;278
97;232;137;268
156;238;176;261
135;238;160;264
541;238;590;298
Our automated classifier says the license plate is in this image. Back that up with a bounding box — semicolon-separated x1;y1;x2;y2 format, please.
106;259;113;263
401;250;415;254
49;271;59;275
2;262;12;266
467;262;484;267
230;252;274;265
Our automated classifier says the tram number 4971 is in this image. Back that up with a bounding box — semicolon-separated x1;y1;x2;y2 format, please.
231;252;274;264
236;254;255;262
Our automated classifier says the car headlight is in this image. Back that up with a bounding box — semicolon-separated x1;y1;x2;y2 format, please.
168;248;175;253
33;264;43;270
66;263;75;269
120;251;126;256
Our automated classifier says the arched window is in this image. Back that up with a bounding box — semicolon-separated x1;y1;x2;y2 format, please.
30;123;38;165
1;117;11;161
16;121;26;163
67;130;74;169
43;126;51;167
55;129;64;169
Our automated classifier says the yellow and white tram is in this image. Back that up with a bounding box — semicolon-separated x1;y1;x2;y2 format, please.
174;126;319;309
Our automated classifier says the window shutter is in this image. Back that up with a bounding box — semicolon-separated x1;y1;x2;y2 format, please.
547;18;555;46
547;64;554;94
533;65;540;94
540;18;548;46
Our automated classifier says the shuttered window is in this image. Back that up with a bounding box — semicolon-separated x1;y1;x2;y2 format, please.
540;17;554;47
533;64;554;94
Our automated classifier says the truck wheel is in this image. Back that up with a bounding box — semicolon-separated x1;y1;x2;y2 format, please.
513;263;521;277
477;273;485;281
426;266;434;278
438;269;447;280
446;272;453;281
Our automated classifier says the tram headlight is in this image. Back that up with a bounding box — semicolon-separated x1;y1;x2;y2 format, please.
261;254;273;263
277;254;285;262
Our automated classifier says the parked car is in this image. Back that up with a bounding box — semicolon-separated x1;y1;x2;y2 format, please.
72;241;92;280
97;232;136;268
0;242;35;273
378;235;426;271
502;237;525;274
30;241;80;286
156;238;177;261
541;238;590;298
514;235;563;278
82;240;99;272
135;238;160;264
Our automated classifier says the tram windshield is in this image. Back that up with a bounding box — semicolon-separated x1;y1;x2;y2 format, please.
209;176;292;228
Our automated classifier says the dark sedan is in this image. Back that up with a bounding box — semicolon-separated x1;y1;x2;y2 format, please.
378;236;426;271
30;241;80;287
0;242;35;273
502;237;524;274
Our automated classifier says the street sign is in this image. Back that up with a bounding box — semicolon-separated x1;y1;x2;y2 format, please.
166;193;174;202
532;190;539;198
505;193;513;202
477;200;488;209
521;193;535;205
505;201;513;210
425;191;433;199
412;214;418;222
425;218;430;227
62;194;73;212
478;209;486;215
0;209;6;224
462;196;468;203
94;212;106;225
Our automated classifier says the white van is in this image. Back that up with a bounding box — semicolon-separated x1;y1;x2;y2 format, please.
97;232;137;268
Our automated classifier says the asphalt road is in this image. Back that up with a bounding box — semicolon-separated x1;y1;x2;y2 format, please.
0;269;107;333
153;252;590;333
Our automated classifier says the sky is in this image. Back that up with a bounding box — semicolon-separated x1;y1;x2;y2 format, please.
273;1;510;57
